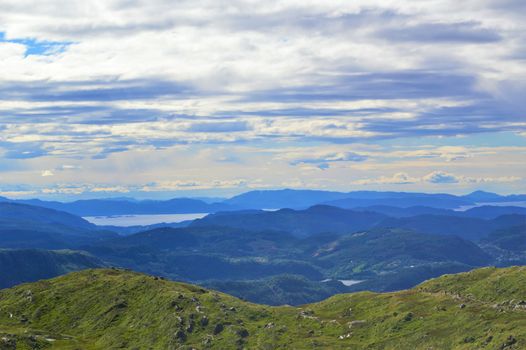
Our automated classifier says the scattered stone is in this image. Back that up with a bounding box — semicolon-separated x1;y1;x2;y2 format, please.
348;320;366;329
403;312;413;321
213;323;224;335
174;330;186;342
463;336;475;343
499;335;517;349
228;307;237;312
200;316;209;327
195;306;203;313
459;304;466;309
237;328;249;338
264;322;275;329
202;336;213;346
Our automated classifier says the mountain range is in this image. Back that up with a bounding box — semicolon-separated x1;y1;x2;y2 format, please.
0;192;524;306
1;189;525;216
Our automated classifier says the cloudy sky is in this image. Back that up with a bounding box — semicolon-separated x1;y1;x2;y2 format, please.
0;0;525;199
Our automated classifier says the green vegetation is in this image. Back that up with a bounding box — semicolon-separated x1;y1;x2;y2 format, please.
0;249;105;289
0;267;524;349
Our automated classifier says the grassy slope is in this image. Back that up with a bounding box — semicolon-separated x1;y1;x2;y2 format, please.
0;267;524;349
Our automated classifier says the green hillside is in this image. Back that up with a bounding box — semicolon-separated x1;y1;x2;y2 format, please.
0;267;524;349
0;249;105;289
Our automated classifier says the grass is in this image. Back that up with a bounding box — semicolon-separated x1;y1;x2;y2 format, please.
0;266;524;349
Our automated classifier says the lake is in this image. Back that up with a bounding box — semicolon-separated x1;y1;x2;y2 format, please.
83;213;209;226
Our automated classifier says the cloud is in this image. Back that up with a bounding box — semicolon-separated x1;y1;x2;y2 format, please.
41;170;54;177
186;121;251;133
377;22;502;43
353;171;522;186
0;1;525;196
423;171;459;184
288;151;368;169
353;172;417;185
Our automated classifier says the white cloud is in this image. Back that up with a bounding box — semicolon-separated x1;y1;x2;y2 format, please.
41;170;54;177
353;171;522;186
423;171;459;184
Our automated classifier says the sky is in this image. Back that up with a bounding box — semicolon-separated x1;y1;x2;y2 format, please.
0;0;525;200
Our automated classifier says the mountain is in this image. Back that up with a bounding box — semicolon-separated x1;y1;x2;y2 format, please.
205;274;350;306
3;190;525;216
0;267;523;349
354;205;526;220
308;228;492;278
0;249;105;289
192;205;524;241
0;202;95;231
0;202;118;249
353;205;455;217
480;225;526;266
483;225;526;252
191;205;388;237
378;214;526;241
11;197;237;216
461;190;505;202
82;225;492;304
224;189;476;209
324;195;471;209
223;189;352;209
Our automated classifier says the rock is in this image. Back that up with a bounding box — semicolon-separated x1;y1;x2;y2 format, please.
403;312;413;321
459;304;466;309
174;330;186;342
228;307;237;312
237;328;249;338
202;336;213;346
264;322;275;329
463;336;475;343
499;335;517;349
185;323;194;333
213;323;224;335
348;320;366;329
200;316;209;326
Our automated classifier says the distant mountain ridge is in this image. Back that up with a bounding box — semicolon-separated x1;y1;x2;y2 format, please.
0;249;104;289
1;189;525;216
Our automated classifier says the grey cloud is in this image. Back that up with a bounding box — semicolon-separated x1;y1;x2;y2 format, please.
377;22;502;43
0;79;195;103
290;151;368;169
424;171;460;184
187;121;251;133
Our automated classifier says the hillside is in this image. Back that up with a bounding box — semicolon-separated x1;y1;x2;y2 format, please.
0;202;118;249
83;226;492;300
191;205;388;237
1;197;236;216
0;267;523;349
0;249;105;289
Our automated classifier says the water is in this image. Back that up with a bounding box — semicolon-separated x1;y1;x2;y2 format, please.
83;213;209;227
321;279;364;286
455;201;526;211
